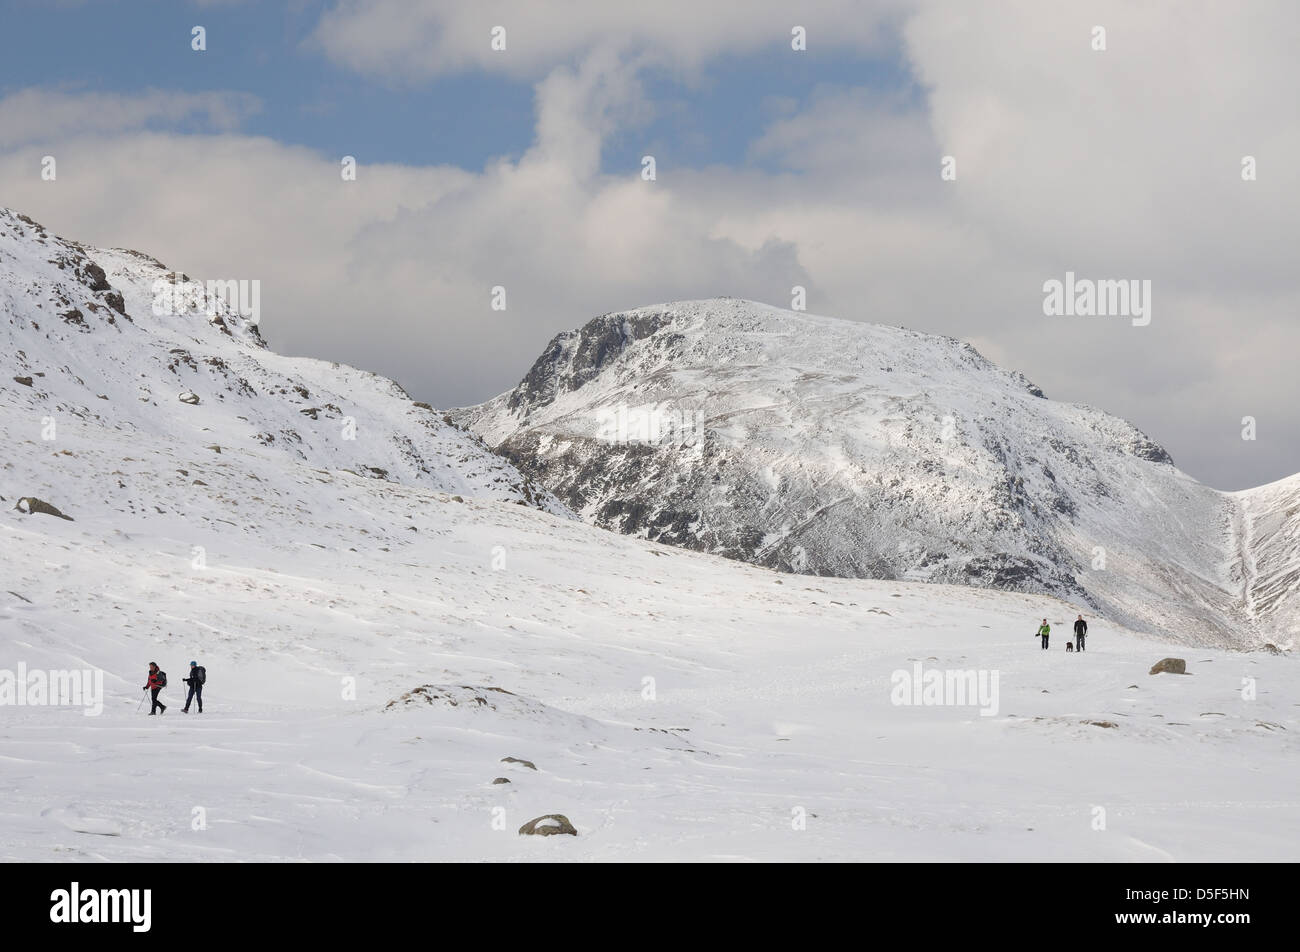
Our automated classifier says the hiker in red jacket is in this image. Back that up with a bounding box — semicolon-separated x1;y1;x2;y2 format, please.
144;662;167;715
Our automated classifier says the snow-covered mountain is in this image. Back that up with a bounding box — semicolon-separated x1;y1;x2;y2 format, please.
457;299;1299;648
0;208;565;514
2;213;1296;862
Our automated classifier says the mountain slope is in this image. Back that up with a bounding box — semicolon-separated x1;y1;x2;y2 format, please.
1;215;1296;863
4;366;1297;862
0;208;565;513
1234;473;1300;631
456;299;1297;648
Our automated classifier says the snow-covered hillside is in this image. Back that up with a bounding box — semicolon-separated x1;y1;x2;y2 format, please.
1233;473;1300;632
1;214;1296;862
10;408;1300;863
3;418;1297;862
0;209;564;512
457;299;1299;649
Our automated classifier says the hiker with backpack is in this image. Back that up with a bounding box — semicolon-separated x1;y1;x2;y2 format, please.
1074;615;1088;652
182;660;206;713
143;662;167;715
1037;619;1050;650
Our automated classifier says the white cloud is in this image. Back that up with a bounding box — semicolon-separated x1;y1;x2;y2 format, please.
904;0;1299;283
307;0;906;81
0;88;261;149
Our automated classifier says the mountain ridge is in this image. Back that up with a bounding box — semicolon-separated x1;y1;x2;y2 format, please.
0;207;567;516
457;298;1297;648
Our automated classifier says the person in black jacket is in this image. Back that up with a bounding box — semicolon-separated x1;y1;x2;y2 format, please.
182;660;205;713
1073;615;1088;652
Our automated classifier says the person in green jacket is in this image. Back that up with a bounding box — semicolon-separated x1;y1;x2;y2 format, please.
1038;619;1050;650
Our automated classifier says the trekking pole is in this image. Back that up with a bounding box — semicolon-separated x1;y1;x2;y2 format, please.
137;688;147;713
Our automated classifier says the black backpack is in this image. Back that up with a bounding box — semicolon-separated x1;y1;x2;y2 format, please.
195;666;206;685
156;670;168;688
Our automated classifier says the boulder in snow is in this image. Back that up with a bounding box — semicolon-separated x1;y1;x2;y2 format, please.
1149;657;1187;675
13;497;73;521
518;814;576;836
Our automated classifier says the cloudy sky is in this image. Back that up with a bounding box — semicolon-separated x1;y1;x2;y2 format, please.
1;0;1296;490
